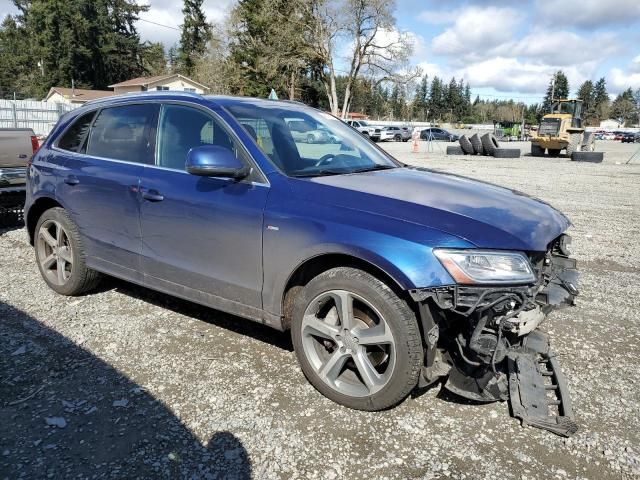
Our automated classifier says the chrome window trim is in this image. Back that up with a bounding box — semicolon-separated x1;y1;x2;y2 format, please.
51;98;270;187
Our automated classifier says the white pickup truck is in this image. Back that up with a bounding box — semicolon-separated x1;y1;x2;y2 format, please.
1;128;39;226
346;120;382;142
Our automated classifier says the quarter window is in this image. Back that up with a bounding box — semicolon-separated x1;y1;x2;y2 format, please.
156;104;238;171
57;111;96;153
86;104;157;163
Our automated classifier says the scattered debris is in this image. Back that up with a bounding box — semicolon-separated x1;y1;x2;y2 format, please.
44;417;67;428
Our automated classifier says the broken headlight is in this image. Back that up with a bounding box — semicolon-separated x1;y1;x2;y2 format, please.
434;249;536;285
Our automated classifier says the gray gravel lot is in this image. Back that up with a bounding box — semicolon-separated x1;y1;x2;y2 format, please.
1;139;640;479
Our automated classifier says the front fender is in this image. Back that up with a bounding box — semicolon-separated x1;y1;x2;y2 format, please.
261;178;472;316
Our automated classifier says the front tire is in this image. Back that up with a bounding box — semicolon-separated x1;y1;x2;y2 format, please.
291;267;423;411
34;207;101;296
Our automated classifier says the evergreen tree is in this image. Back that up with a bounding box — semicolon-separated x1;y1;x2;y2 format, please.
413;74;428;121
2;0;148;97
428;76;444;121
593;77;610;121
577;80;595;124
178;0;212;76
611;88;636;125
542;70;569;114
142;42;168;76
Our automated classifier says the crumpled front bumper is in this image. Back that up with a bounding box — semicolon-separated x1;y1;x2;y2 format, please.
410;241;580;436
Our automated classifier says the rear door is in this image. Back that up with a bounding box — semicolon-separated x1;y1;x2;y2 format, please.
139;103;269;312
58;103;159;281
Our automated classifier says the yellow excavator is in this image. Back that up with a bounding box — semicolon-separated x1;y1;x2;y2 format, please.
530;99;595;157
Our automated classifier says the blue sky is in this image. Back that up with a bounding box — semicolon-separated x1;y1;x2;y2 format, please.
1;0;639;101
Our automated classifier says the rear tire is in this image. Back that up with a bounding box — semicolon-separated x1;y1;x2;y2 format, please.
581;132;595;152
291;267;423;411
548;149;561;157
34;207;102;296
566;134;581;156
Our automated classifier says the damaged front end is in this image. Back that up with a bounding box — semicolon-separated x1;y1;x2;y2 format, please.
411;235;579;437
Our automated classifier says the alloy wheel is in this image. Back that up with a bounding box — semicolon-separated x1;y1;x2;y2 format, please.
300;290;396;397
36;219;73;286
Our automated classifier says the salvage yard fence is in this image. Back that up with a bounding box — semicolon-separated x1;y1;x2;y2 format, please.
0;100;80;136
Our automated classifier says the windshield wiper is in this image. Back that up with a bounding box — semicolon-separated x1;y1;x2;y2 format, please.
289;169;349;178
350;165;397;174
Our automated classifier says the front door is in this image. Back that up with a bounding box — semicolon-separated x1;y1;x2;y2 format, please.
139;104;269;313
59;103;158;281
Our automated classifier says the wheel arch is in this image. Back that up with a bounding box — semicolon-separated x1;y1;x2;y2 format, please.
27;196;63;245
280;252;414;331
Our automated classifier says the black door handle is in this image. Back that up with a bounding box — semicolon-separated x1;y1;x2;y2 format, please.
142;190;164;202
64;176;79;186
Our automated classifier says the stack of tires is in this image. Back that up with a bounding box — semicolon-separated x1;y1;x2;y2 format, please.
447;133;521;158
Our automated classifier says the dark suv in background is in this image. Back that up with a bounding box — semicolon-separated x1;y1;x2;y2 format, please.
25;92;579;435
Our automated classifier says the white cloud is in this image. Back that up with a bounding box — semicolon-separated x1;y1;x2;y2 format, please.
536;0;640;28
609;67;640;93
136;0;234;46
430;7;523;58
456;57;592;94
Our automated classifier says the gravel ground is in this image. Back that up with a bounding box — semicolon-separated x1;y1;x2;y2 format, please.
1;139;640;479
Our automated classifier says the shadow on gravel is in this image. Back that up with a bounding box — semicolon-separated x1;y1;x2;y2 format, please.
0;301;252;479
108;277;294;353
0;221;24;237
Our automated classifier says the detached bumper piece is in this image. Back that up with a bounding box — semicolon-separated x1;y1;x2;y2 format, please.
507;331;578;437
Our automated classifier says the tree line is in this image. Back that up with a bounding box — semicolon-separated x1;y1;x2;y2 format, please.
1;0;639;126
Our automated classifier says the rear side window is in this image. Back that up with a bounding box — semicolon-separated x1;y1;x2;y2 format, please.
57;111;96;153
87;104;157;163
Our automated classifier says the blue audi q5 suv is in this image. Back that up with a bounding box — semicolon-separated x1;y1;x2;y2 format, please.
26;92;579;435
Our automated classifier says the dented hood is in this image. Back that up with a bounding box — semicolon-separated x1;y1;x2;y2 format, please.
297;167;570;251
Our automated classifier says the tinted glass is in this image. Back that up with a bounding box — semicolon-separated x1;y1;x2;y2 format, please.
87;104;157;163
157;104;236;171
225;103;398;177
57;111;96;153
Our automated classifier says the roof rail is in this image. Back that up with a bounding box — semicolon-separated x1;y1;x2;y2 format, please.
84;90;204;106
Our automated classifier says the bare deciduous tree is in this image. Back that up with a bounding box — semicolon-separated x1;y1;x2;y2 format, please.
307;0;419;118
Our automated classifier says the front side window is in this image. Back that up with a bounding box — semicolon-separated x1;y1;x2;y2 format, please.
87;104;157;163
156;104;237;171
225;103;399;177
57;111;96;153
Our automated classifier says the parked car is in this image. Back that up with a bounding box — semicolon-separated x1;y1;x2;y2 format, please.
25;92;579;434
613;131;625;141
1;128;39;225
621;132;640;143
419;127;459;142
286;119;330;144
346;120;381;141
379;126;411;142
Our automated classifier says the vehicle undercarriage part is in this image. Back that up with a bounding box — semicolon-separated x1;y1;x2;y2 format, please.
0;188;25;227
410;237;579;436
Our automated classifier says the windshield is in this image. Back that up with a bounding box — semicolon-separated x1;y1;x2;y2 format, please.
551;102;576;115
225;103;398;177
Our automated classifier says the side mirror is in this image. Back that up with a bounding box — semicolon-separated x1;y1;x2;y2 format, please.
185;145;250;179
